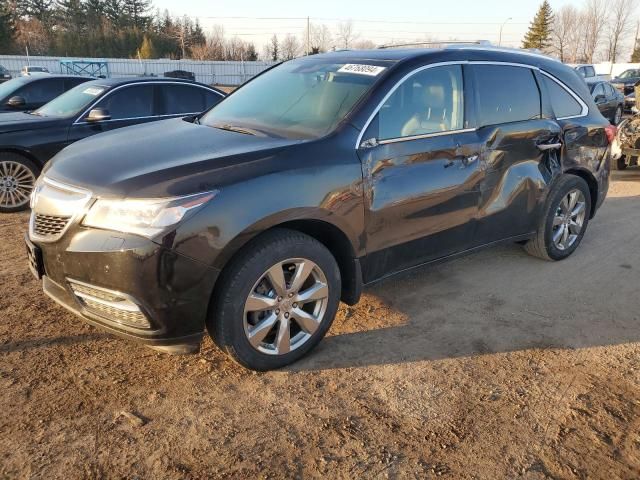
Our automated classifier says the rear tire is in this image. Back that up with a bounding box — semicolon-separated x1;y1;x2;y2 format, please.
524;175;591;261
612;106;623;125
208;228;341;371
0;152;39;213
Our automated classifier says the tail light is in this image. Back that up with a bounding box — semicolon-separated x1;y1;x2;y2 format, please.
605;124;617;144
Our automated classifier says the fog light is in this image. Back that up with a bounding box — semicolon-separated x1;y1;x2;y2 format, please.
68;280;151;329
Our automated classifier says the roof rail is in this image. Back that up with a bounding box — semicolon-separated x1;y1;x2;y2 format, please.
378;40;492;49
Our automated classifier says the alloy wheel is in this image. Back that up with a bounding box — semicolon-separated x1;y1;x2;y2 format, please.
552;189;586;251
614;107;622;125
0;161;35;209
243;258;329;355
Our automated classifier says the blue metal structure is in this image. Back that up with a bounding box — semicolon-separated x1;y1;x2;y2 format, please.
59;60;110;78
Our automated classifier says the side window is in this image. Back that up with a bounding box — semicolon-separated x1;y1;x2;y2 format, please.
586;66;596;78
540;75;583;119
592;83;605;100
471;65;540;126
17;78;64;104
65;77;89;90
605;83;616;96
160;84;207;115
204;90;223;109
96;85;154;120
377;64;464;140
577;67;586;78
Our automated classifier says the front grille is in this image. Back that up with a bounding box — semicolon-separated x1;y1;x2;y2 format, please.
33;214;71;237
69;280;151;329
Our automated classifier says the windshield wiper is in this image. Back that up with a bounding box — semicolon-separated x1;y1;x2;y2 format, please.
213;123;261;136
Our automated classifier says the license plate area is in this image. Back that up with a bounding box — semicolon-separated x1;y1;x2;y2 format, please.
25;235;44;280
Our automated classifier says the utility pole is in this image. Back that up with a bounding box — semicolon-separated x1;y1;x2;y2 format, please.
306;17;310;55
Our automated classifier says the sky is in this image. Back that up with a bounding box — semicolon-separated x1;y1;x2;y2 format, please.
151;0;579;51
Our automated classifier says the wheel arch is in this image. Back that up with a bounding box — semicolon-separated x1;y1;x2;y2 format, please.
563;167;598;218
0;147;42;170
211;216;363;307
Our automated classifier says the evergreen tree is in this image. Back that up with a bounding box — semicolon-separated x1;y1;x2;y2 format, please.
0;0;16;52
522;1;554;51
270;34;278;61
123;0;151;29
245;43;258;61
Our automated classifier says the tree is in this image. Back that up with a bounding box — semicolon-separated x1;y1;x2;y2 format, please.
552;5;579;62
522;1;554;51
123;0;151;29
605;0;637;62
269;34;278;61
281;34;300;60
631;41;640;62
0;0;16;52
335;20;358;49
582;0;608;62
137;34;154;58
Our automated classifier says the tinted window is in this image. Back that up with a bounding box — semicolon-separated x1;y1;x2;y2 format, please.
65;77;90;89
605;83;616;96
36;83;108;118
472;65;540;126
17;78;64;104
160;84;208;114
377;65;464;140
541;75;583;119
585;66;595;77
591;83;605;100
97;85;154;119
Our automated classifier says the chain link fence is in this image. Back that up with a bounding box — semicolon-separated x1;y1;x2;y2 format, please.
0;55;277;85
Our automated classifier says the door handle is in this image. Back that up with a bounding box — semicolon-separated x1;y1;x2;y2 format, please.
537;142;562;151
462;155;478;166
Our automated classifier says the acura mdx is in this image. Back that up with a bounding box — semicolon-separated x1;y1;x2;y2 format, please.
26;46;612;370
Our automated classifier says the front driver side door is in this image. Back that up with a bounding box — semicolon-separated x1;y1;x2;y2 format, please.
357;64;483;282
67;84;156;145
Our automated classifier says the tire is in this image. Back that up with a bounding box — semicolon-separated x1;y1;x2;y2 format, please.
524;175;591;261
0;152;39;213
208;228;341;371
612;106;623;125
611;155;627;170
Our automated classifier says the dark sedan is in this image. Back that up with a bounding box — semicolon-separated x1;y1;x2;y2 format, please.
0;77;225;211
0;65;12;84
27;47;611;370
0;75;92;113
610;69;640;95
587;80;624;124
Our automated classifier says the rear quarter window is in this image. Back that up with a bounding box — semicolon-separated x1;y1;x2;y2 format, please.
541;75;583;119
471;64;541;126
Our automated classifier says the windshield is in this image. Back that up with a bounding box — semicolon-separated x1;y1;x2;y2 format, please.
0;78;25;100
201;60;385;139
619;70;640;79
34;83;108;118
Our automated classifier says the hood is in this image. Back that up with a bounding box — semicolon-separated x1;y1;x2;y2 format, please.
0;112;60;134
46;118;303;198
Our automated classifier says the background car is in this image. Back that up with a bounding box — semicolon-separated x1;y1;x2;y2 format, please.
609;68;640;95
21;66;50;76
164;70;196;81
572;64;605;81
0;75;92;113
0;77;225;211
0;65;12;83
587;79;624;124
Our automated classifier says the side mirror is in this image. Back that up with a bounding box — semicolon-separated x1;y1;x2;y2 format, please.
85;107;111;122
6;96;26;108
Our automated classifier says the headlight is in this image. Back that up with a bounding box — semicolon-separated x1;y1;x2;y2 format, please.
82;190;218;238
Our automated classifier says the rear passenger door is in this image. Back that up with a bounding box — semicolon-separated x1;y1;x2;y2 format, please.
465;64;562;245
158;83;223;117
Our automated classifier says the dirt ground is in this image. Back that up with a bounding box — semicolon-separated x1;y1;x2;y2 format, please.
1;170;640;479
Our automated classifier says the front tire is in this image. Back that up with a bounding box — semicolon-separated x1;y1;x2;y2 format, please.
524;175;591;261
209;229;341;371
0;153;38;213
612;105;623;125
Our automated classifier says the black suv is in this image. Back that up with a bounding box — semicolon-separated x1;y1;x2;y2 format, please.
0;77;224;211
27;47;612;370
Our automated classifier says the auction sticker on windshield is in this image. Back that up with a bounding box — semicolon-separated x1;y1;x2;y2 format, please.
337;64;386;76
83;87;105;96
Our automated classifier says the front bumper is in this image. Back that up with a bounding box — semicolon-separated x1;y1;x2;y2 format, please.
28;226;220;352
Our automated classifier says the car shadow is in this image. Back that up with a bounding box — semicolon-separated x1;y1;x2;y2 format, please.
290;193;640;371
0;333;112;354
